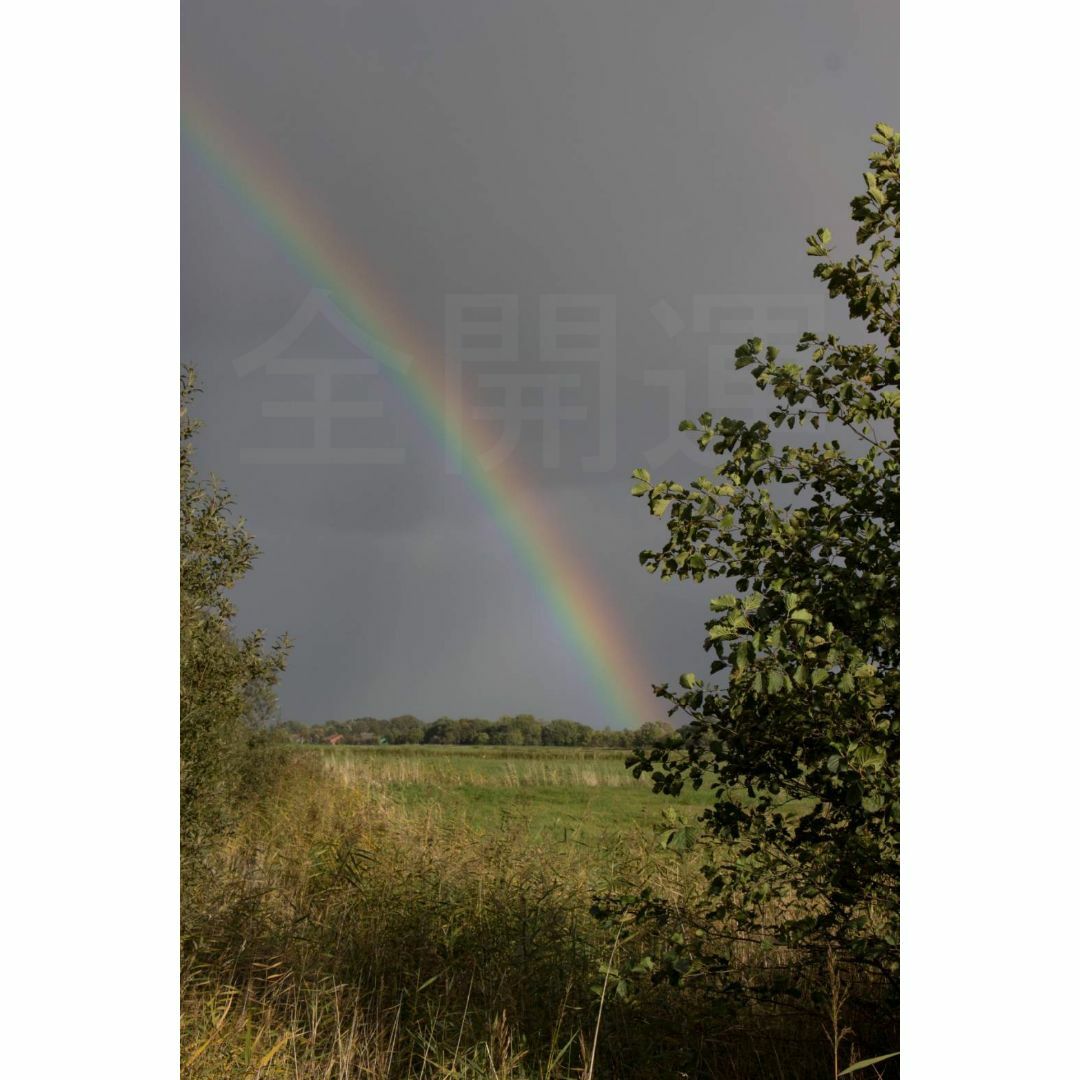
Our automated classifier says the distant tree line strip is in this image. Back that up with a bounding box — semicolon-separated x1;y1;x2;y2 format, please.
274;714;675;749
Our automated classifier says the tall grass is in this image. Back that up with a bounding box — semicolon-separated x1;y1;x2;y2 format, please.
303;745;714;842
314;745;664;787
182;750;891;1078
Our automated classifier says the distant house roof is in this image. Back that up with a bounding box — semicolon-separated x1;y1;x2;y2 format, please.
327;734;344;745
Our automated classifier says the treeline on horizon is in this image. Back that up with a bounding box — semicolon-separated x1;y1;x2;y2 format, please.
273;713;676;749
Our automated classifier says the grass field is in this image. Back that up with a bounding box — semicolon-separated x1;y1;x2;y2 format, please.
307;744;714;841
181;744;889;1079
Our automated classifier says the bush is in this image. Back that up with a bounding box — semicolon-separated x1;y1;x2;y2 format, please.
626;126;900;1035
180;368;290;863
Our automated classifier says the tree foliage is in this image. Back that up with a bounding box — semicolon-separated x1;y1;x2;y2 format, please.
628;126;900;991
283;713;640;748
180;367;290;857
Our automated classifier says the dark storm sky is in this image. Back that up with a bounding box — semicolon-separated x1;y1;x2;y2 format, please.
181;0;898;728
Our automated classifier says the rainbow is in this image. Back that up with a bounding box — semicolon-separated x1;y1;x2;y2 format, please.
181;86;658;730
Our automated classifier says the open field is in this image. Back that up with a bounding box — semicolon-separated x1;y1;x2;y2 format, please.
181;745;892;1079
306;744;715;840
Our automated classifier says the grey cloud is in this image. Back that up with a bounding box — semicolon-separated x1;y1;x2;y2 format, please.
182;0;898;727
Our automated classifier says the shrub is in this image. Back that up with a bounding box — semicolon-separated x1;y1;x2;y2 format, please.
180;367;290;863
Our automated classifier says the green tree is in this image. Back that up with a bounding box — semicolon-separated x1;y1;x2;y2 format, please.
386;714;425;744
180;368;290;859
424;717;463;744
629;126;899;995
542;718;593;746
590;727;631;749
630;720;676;752
507;714;543;745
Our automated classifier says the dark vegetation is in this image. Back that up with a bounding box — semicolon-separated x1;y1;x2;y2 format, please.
180;367;290;872
275;714;675;749
620;122;900;1036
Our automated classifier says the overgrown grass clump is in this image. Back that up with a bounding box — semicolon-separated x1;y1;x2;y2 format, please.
182;749;891;1078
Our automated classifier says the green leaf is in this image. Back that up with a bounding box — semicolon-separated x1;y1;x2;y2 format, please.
853;746;886;770
679;672;698;689
861;791;885;812
838;1051;899;1076
710;595;739;611
660;825;698;852
789;609;813;624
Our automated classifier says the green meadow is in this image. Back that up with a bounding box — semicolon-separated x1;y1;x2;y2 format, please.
181;744;879;1080
307;743;714;839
